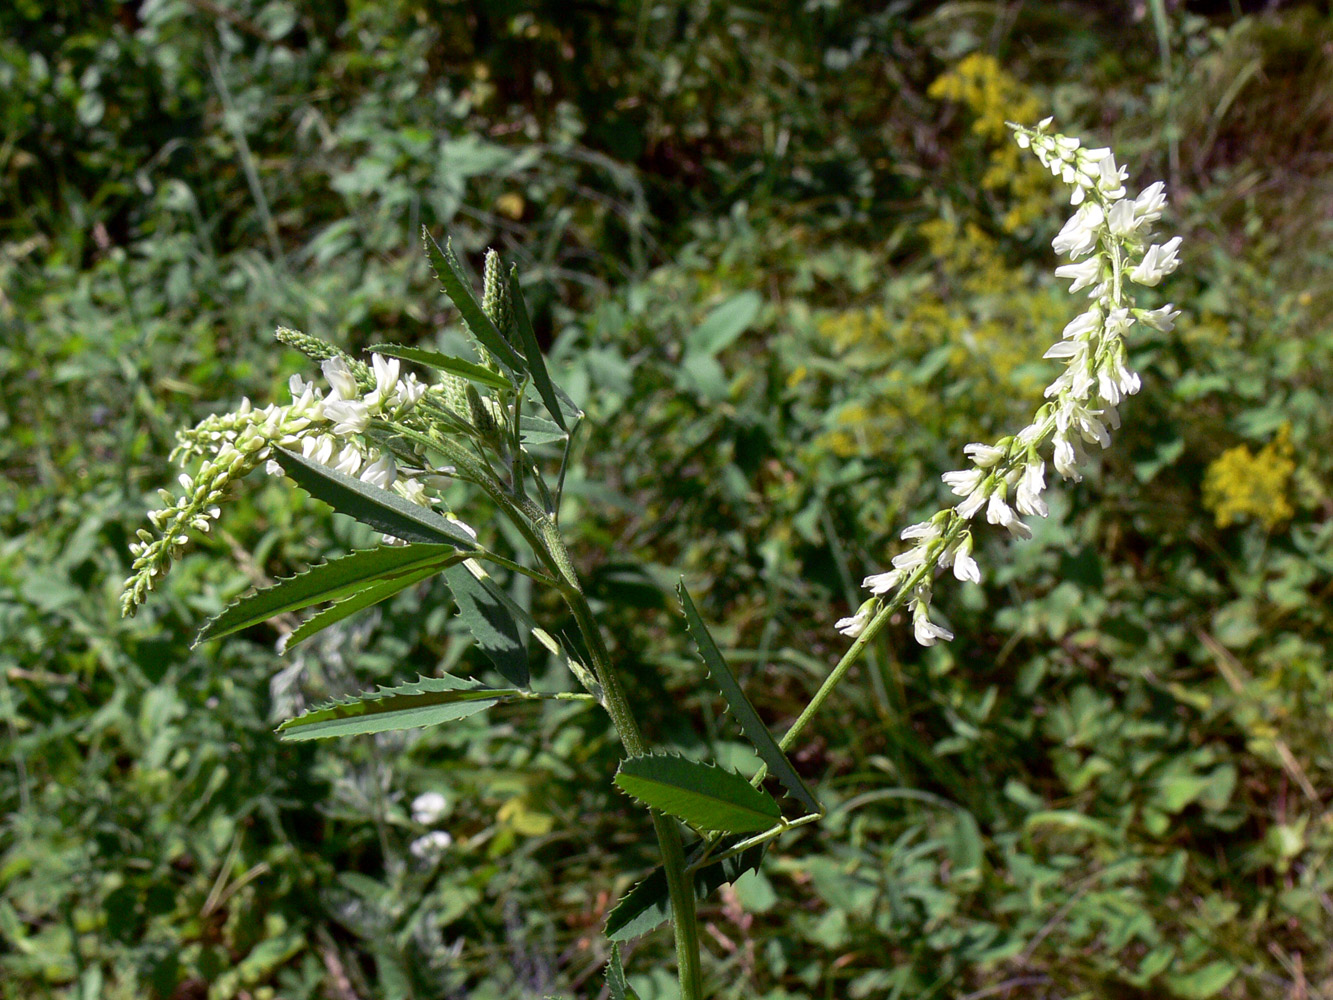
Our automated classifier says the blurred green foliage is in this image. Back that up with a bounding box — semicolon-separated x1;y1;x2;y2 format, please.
4;2;1333;998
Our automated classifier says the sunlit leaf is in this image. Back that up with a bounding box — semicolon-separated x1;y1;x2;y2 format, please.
194;544;463;647
614;754;781;833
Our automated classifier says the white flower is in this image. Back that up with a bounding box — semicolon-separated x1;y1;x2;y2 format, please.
323;399;370;436
1054;258;1102;294
412;791;450;825
396;477;430;507
360;454;396;489
863;569;904;595
1063;401;1111;448
1061;308;1102;341
910;594;953;647
900;519;941;541
301;434;336;466
409;830;454;859
891;545;929;572
397;374;427;408
1095;153;1127;199
835;599;876;638
1052;430;1084;481
950;533;981;584
957;488;987;520
986;491;1016;528
1129;236;1182;287
1052;203;1104;259
1097;349;1141;407
1107;198;1138;237
1138;303;1180;332
1015;460;1048;518
322;357;360;401
942;468;986;497
1134;181;1167;225
371;354;400;399
1043;339;1087;361
963;442;1006;467
332;444;363;477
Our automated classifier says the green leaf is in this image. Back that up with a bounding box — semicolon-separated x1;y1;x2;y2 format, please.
508;264;580;431
441;561;529;687
518;414;568;446
365;344;509;391
614;754;781;833
677;582;821;816
468;558;602;700
606;945;640;1000
1164;962;1238;999
274;448;479;548
685;291;762;357
421;229;524;380
277;674;517;741
281;564;443;652
605;841;767;942
194;544;463;647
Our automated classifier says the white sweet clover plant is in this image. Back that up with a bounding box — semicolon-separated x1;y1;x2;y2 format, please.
835;118;1181;648
119;120;1180;1000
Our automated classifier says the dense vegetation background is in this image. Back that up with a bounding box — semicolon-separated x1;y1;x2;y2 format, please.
4;2;1333;998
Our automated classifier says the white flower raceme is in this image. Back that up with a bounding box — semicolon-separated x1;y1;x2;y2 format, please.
842;117;1180;646
122;343;444;615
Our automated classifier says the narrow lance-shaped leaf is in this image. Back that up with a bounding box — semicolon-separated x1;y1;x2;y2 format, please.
614;754;781;834
441;560;529;688
421;229;524;380
194;543;462;647
274;448;479;548
677;581;821;816
606;946;640;1000
280;563;445;653
277;674;520;741
605;840;768;942
508;264;581;431
365;344;510;391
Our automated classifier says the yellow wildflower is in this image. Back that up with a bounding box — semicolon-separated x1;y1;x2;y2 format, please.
1202;427;1297;530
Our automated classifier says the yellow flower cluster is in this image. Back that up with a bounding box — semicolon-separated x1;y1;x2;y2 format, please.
1202;427;1297;530
927;53;1051;232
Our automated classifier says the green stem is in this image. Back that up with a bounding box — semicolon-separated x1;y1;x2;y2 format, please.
776;521;962;756
544;528;704;1000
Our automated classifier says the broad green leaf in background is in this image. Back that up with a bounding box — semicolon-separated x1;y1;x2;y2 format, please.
365;344;510;391
274;448;480;547
1164;961;1238;999
194;543;464;647
421;229;525;379
441;561;530;687
677;581;821;816
277;674;518;741
685;291;762;357
614;754;781;833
